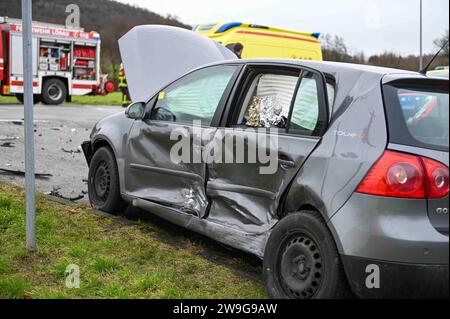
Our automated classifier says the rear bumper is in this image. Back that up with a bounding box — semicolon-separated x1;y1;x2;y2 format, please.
329;193;448;298
329;193;449;264
342;255;449;299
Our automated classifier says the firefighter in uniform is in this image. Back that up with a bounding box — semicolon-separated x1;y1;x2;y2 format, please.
118;63;132;107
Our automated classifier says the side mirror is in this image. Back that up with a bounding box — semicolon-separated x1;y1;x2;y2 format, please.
125;102;145;119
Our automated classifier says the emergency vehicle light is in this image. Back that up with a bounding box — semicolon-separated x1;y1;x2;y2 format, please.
215;22;242;33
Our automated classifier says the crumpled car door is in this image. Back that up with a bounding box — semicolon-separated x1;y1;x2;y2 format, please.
124;119;216;217
123;64;241;217
205;67;329;234
119;25;237;102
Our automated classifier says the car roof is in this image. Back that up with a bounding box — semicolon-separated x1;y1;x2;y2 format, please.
208;58;423;78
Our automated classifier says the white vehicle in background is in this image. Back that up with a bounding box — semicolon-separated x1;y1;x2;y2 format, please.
0;16;115;105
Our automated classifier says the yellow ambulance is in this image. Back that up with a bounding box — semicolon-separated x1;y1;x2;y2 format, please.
193;22;323;60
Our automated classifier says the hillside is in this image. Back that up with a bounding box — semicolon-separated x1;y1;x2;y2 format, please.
0;0;191;77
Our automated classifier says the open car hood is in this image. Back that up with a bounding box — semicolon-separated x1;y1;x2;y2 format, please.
118;25;237;102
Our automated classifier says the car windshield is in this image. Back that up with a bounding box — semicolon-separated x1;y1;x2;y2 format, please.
384;82;449;151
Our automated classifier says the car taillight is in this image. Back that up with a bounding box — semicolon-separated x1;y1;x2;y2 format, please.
422;157;449;199
357;150;449;199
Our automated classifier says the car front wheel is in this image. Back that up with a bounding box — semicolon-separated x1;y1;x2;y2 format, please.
88;146;127;214
263;211;350;299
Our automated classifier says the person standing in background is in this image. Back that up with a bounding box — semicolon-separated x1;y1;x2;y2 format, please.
233;43;244;59
118;63;132;107
226;43;244;59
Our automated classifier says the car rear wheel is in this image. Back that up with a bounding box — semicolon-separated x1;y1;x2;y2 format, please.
88;146;127;214
263;211;350;299
41;78;67;105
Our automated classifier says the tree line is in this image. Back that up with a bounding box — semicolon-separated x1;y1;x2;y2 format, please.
321;30;449;71
1;0;448;80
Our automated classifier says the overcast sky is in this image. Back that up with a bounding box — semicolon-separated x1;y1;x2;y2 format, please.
116;0;448;56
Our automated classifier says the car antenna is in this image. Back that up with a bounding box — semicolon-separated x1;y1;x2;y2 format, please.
419;40;449;75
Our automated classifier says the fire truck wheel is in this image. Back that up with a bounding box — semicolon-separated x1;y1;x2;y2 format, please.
15;94;41;105
41;78;67;105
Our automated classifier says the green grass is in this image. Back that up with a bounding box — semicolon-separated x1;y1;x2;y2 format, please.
0;276;29;299
0;92;122;106
71;92;122;106
0;95;18;104
0;184;266;299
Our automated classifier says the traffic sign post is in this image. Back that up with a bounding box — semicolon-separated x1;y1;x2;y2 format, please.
21;0;36;251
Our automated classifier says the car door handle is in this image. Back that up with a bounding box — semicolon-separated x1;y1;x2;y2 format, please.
279;159;296;169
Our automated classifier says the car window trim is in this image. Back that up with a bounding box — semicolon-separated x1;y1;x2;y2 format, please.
287;71;329;137
285;70;305;133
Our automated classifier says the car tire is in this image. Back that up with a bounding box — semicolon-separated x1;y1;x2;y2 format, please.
41;78;67;105
263;210;350;299
88;146;127;214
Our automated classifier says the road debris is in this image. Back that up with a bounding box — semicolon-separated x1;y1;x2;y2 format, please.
0;168;53;179
1;103;122;204
61;148;81;154
0;136;20;141
0;142;15;148
68;207;82;214
45;186;84;201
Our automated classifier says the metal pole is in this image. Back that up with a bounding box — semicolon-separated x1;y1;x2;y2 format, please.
419;0;423;70
21;0;36;251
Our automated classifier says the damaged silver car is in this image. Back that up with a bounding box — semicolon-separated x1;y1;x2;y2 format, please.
82;26;449;299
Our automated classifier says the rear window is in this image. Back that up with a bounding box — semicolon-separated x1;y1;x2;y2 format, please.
383;80;449;151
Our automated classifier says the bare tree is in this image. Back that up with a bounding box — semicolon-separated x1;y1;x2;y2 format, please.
433;30;449;58
321;34;353;62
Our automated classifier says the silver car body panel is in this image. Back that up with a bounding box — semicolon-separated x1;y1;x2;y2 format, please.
330;192;448;264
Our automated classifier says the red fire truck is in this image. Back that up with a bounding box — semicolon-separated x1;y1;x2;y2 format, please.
0;17;114;105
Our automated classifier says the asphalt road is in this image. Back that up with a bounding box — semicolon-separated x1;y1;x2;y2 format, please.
0;103;123;200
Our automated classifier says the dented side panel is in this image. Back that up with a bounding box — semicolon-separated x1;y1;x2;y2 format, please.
285;72;388;223
132;197;269;257
124;120;216;217
206;128;320;233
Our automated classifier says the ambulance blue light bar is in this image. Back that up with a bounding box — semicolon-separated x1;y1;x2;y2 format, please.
215;22;242;33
